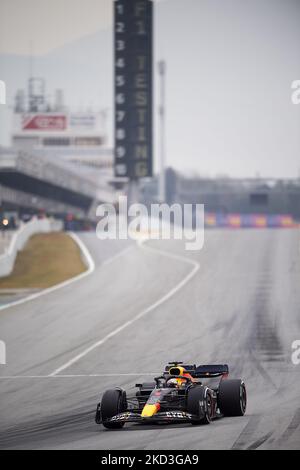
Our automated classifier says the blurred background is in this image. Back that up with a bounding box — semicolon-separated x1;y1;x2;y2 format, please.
0;0;299;233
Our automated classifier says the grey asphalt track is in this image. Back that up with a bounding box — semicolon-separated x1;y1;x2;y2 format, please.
0;229;299;450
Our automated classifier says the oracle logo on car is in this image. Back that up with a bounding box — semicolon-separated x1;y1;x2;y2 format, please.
0;80;6;105
0;340;6;365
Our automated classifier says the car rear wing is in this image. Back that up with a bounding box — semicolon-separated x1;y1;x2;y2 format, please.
165;364;229;378
192;364;229;378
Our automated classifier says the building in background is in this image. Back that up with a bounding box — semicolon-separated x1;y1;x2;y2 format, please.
140;168;300;221
0;78;116;229
12;78;114;183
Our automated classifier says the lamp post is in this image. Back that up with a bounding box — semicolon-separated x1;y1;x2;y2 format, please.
158;60;166;202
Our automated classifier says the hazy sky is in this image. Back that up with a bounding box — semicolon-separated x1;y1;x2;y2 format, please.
0;0;112;55
0;0;299;178
0;0;165;54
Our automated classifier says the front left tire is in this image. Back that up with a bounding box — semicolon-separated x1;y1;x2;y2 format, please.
187;386;213;425
99;389;127;429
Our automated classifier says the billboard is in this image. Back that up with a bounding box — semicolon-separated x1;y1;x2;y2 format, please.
69;113;97;130
19;113;99;132
114;0;153;180
205;213;297;228
22;114;67;131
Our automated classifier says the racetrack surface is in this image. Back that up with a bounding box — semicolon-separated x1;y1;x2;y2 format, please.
0;229;300;450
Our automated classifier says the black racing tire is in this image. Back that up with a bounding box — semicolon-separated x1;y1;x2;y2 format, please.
101;389;127;429
187;386;213;425
218;379;247;417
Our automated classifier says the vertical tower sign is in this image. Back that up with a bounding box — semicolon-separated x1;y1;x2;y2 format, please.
114;0;153;179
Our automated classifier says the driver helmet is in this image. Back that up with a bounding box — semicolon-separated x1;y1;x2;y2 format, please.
167;378;185;388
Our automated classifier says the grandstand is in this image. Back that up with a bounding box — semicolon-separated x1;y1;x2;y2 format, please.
0;147;116;226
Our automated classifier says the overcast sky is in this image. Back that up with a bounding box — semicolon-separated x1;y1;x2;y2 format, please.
0;0;112;55
0;0;299;178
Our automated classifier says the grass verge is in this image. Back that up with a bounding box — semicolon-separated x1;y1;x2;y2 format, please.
0;232;87;289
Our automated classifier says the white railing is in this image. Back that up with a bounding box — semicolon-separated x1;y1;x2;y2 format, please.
0;218;63;278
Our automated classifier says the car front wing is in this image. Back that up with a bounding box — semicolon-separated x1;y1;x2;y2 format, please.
102;411;201;424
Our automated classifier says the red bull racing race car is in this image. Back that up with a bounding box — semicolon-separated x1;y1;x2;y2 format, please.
95;362;247;428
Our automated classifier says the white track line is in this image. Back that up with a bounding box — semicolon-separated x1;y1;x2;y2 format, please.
100;244;134;267
0;232;95;312
49;241;200;376
0;237;133;313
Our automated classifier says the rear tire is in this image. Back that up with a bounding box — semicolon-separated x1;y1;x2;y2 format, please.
218;379;247;417
101;389;127;429
187;386;213;425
